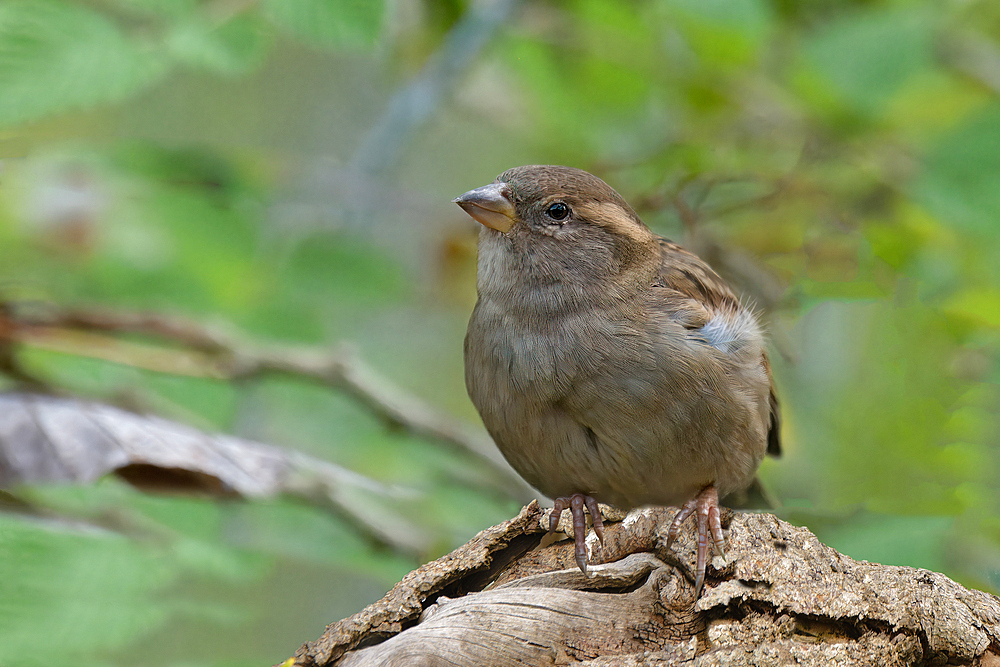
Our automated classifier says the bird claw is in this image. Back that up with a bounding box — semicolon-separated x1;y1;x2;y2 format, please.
664;485;725;593
549;493;604;574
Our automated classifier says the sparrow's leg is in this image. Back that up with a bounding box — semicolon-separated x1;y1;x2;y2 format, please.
663;485;726;593
549;493;605;573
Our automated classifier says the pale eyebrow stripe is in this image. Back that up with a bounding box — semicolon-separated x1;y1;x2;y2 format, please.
575;201;651;242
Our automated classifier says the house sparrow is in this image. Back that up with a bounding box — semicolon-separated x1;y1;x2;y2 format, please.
455;165;780;592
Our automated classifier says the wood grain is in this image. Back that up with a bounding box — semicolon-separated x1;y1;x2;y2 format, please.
288;504;1000;667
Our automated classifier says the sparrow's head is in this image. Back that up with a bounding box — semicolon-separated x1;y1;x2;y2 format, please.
454;165;650;238
454;166;658;298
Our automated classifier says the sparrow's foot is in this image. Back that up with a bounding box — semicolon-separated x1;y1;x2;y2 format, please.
549;493;605;573
664;485;725;593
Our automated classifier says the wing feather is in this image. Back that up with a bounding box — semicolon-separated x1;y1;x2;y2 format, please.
654;237;782;458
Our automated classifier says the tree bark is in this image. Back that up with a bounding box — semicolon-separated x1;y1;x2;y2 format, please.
284;502;1000;666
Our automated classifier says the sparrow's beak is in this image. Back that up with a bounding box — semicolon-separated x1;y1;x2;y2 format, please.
453;182;517;233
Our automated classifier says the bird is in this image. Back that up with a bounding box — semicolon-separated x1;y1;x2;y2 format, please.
454;165;780;593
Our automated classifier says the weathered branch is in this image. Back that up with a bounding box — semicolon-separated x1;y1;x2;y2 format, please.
0;392;430;557
285;503;1000;667
0;302;536;502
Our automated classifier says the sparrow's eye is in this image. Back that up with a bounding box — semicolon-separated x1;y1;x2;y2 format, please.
545;202;570;221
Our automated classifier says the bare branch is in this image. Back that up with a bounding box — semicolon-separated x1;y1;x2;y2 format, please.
0;392;430;557
351;0;522;176
0;302;538;502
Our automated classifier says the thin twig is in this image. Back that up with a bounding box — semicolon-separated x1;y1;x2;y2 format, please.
0;302;538;502
225;346;527;483
6;302;230;351
351;0;522;176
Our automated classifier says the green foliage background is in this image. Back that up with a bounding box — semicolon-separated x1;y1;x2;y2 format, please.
1;0;998;664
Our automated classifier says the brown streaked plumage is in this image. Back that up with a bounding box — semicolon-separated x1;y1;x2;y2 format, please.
455;165;780;592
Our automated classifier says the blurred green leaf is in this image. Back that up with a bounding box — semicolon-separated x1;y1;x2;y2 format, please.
914;105;1000;234
787;299;981;516
167;13;272;75
804;7;935;115
109;0;200;20
944;287;1000;329
279;232;407;308
262;0;384;49
7;480;412;665
0;513;173;662
92;186;260;312
659;0;772;66
809;511;954;572
0;1;167;127
503;36;653;159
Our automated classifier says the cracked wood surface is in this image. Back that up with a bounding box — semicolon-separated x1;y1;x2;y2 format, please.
286;502;1000;666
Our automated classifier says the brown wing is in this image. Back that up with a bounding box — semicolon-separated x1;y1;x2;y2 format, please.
656;237;782;457
653;238;743;313
764;353;782;457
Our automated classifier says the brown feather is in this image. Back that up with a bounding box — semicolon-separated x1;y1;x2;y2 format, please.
764;355;782;457
653;239;743;313
655;236;781;457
